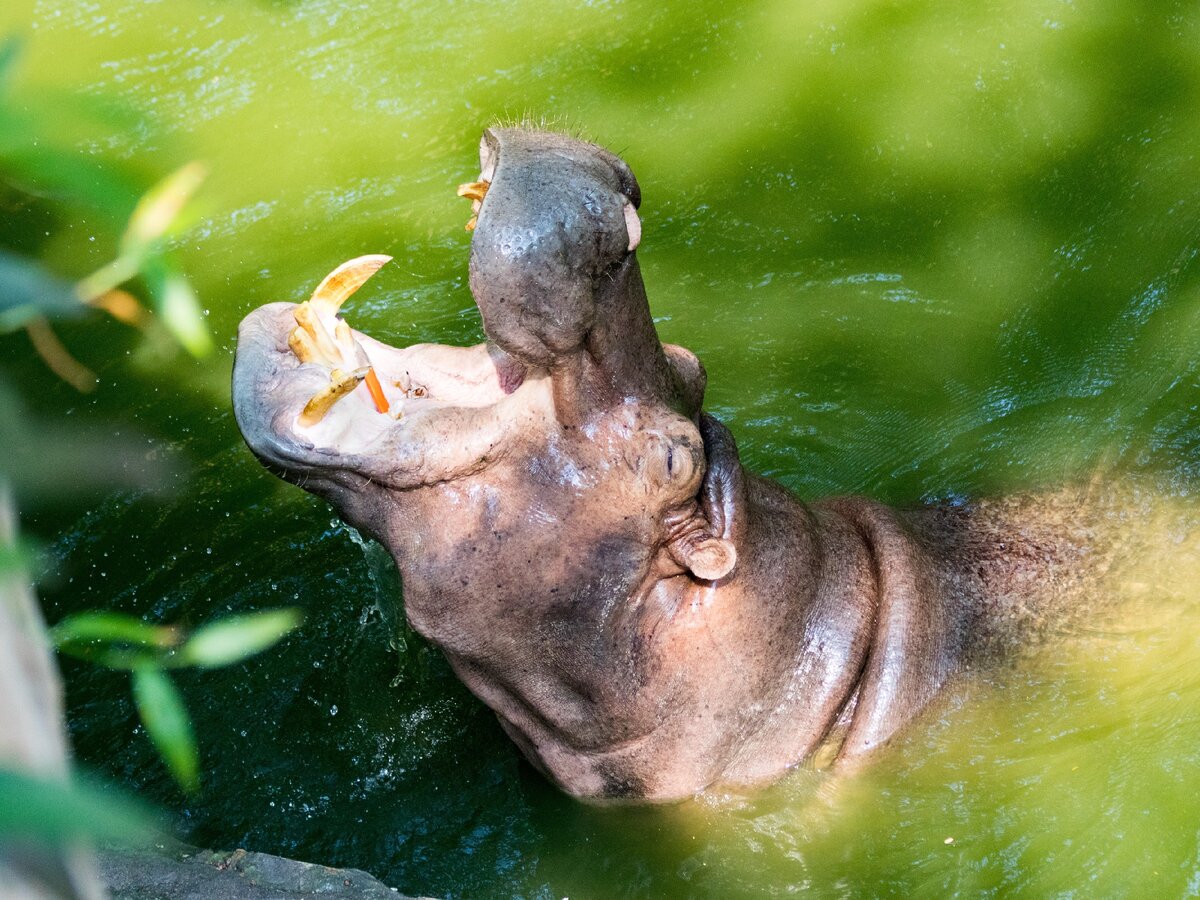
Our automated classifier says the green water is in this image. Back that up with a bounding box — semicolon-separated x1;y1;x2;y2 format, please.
4;0;1200;895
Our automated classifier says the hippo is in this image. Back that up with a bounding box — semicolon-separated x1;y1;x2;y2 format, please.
232;126;1111;803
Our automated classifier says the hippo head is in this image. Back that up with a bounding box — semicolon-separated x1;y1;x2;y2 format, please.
235;126;1060;803
233;126;744;798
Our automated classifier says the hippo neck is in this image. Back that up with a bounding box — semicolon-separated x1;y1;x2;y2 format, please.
817;497;974;766
712;470;977;785
551;257;685;425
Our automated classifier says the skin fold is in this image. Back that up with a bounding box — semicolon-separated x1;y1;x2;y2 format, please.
232;126;1119;803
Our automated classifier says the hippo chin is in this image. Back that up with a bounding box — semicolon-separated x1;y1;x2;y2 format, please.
233;126;1100;803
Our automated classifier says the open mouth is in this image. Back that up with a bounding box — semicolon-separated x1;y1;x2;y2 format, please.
286;162;509;448
281;254;526;457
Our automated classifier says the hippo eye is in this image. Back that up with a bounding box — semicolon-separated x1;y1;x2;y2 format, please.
629;429;701;495
659;436;697;490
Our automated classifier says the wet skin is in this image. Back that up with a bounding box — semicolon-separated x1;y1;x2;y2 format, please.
232;127;1100;803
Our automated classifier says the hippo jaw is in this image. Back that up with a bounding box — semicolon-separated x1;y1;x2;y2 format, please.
234;123;691;494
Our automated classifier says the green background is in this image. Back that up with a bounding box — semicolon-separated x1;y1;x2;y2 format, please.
3;0;1199;896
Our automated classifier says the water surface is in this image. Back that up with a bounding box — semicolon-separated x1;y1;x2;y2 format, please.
3;0;1199;896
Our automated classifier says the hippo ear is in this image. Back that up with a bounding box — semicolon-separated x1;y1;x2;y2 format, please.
669;530;737;582
623;199;641;252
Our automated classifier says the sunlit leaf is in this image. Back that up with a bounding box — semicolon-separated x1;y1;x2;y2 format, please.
119;161;207;258
0;249;85;332
0;768;156;846
143;260;212;357
0;35;20;87
131;666;198;794
160;270;212;357
74;255;140;305
180;609;303;669
50;611;178;650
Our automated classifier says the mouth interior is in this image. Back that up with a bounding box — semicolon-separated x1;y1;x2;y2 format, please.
294;326;522;452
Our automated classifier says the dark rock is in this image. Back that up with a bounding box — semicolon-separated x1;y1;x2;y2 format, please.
98;840;426;900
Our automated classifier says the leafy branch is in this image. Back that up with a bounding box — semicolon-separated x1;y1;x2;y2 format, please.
50;609;303;794
0;35;212;389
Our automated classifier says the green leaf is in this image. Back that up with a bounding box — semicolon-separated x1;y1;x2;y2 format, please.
119;161;207;258
50;611;178;650
159;268;213;357
0;35;21;87
180;609;302;669
57;646;163;670
0;249;86;332
131;667;198;794
0;768;156;846
142;258;212;357
0;537;35;575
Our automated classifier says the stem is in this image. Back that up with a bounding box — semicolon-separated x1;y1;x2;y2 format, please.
25;317;97;393
75;254;141;304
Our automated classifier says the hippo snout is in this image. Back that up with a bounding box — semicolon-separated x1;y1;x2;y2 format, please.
466;126;643;367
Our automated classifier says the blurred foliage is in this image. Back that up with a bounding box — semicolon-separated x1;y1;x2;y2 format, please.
52;608;302;792
0;35;214;508
0;38;210;323
0;25;299;854
0;768;156;845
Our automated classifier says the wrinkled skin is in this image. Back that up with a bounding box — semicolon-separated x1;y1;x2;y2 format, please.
233;127;1101;803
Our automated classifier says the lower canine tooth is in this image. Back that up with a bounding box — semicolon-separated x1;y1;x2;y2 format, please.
294;301;342;362
298;366;369;427
458;180;489;232
288;326;321;364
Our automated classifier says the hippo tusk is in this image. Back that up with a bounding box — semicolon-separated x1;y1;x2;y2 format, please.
285;258;397;419
458;180;490;232
623;199;642;253
308;254;393;316
457;180;490;203
298;366;370;427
